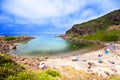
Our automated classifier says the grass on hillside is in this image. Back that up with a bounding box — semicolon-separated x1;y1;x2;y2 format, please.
68;30;120;42
3;36;17;41
0;53;60;80
109;76;120;80
75;9;120;30
67;9;120;42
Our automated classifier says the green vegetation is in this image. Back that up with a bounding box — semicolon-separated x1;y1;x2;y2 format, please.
110;76;120;80
76;9;120;29
66;9;120;42
0;53;60;80
82;30;120;42
3;36;17;41
68;30;120;42
60;67;120;80
0;53;120;80
45;69;60;77
38;70;60;80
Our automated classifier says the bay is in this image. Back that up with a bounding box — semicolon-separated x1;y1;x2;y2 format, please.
9;34;100;57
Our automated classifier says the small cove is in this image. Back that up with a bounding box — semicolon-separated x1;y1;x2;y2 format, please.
9;34;102;57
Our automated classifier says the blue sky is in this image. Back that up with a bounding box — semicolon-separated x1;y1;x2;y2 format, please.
0;0;120;34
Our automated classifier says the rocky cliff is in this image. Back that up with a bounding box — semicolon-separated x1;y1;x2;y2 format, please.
66;9;120;36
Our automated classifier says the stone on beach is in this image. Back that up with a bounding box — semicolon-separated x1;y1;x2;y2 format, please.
39;61;46;69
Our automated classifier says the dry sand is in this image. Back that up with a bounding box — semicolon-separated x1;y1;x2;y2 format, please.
12;43;120;77
44;44;120;77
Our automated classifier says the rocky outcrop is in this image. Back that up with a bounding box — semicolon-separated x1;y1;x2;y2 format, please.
66;25;95;35
66;9;120;36
61;35;105;45
0;36;35;53
107;25;120;31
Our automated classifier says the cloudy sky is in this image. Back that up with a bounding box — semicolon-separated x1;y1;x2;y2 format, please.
0;0;120;34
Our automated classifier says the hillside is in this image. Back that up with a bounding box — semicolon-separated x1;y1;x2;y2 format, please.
0;53;60;80
65;9;120;42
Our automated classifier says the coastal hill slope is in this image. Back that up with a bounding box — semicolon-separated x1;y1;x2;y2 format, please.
0;53;61;80
65;9;120;42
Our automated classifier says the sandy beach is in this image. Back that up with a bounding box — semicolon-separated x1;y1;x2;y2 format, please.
11;43;120;77
45;48;120;77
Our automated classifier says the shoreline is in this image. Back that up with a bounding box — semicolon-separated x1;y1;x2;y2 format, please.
1;35;120;78
59;35;106;45
45;44;120;77
0;36;35;53
9;43;120;77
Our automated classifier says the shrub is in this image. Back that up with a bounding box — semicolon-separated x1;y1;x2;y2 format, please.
110;76;120;80
101;35;118;41
4;36;17;41
0;54;60;80
45;70;60;77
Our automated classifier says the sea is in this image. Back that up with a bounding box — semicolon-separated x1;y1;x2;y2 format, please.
5;34;100;57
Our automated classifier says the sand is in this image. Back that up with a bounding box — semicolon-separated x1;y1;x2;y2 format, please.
11;43;120;77
44;44;120;77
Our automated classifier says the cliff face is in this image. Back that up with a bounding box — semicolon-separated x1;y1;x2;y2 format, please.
66;9;120;36
66;25;95;35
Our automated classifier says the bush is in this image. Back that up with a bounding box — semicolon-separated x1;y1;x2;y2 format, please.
45;70;60;77
0;54;25;80
0;54;60;80
110;76;120;80
4;36;17;41
6;71;37;80
101;35;118;41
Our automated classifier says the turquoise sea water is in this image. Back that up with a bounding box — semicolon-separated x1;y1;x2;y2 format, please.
9;34;99;57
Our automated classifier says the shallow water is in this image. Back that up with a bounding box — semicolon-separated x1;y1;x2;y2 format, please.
9;34;100;57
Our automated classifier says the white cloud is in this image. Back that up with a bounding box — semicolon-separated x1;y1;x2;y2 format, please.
1;0;88;28
80;8;95;18
98;0;120;11
2;0;86;19
0;0;120;31
0;14;13;23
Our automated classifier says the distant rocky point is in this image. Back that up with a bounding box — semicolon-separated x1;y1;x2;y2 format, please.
0;36;35;53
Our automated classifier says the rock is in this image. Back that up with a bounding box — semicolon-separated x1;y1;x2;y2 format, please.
111;68;117;73
88;62;92;69
66;25;94;36
20;58;26;61
118;36;120;41
23;62;28;65
12;45;17;49
104;71;110;76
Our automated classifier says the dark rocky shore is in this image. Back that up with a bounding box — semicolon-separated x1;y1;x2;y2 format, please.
0;36;35;53
0;36;48;69
60;35;106;45
0;36;40;69
60;34;120;48
11;55;43;69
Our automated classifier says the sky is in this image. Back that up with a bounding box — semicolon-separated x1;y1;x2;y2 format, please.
0;0;120;34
